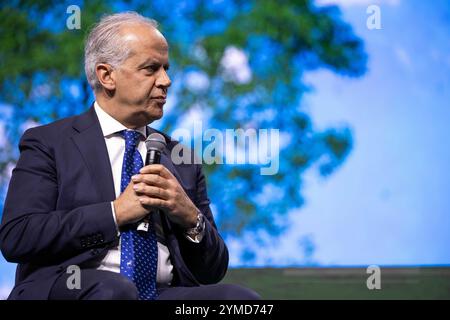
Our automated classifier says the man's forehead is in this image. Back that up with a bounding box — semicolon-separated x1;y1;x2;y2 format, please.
120;24;168;50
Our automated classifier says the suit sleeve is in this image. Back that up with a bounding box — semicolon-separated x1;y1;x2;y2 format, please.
0;128;118;265
175;163;229;285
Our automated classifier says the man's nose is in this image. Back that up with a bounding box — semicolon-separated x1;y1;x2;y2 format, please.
156;69;171;88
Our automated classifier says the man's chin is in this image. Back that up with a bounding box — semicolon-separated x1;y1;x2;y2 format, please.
143;109;163;124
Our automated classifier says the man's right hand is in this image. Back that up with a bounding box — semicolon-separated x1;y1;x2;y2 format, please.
113;181;151;227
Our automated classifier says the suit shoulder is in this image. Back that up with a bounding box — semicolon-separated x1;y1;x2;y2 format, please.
21;112;85;143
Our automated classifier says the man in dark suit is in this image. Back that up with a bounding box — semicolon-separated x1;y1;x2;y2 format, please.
0;12;260;300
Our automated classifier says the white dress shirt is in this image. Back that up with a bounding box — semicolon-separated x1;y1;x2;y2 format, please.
94;102;174;286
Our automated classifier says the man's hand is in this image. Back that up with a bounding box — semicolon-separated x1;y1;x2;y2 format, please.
129;164;199;229
113;181;151;227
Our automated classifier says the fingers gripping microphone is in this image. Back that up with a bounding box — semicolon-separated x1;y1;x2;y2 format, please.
145;133;167;165
137;133;167;232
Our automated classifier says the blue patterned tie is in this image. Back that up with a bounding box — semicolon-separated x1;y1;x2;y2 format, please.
119;130;158;300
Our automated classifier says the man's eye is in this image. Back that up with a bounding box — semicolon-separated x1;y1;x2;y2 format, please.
145;65;158;72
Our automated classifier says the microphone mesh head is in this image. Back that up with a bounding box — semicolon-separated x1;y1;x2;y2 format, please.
145;133;167;152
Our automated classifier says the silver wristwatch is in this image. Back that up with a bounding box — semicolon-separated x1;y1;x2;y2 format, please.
186;211;205;238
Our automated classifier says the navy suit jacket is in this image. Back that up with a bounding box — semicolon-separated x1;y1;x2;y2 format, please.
0;106;229;299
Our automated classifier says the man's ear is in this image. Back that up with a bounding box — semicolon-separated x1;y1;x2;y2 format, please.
95;63;116;91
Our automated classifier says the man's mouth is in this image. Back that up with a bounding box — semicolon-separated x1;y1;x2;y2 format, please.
151;96;166;104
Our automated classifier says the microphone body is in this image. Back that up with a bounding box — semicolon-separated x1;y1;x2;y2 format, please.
144;133;166;165
145;148;162;166
137;133;167;232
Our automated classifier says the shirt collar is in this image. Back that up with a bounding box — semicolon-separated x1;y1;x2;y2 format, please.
94;101;147;138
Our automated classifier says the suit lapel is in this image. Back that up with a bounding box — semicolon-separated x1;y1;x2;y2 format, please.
145;126;183;183
71;107;116;202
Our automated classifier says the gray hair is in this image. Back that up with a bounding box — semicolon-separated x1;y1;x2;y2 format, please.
84;12;158;91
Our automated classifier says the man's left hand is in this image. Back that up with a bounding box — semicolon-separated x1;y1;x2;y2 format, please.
131;164;198;229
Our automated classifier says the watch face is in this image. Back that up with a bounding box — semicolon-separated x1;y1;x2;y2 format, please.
197;213;205;231
187;212;204;236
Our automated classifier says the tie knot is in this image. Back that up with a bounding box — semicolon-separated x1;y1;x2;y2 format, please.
120;130;143;149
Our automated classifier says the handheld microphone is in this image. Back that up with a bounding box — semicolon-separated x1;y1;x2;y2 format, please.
144;133;167;166
137;133;167;232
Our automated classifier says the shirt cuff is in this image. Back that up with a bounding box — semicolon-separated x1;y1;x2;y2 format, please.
110;201;121;237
